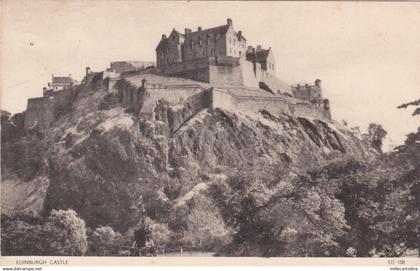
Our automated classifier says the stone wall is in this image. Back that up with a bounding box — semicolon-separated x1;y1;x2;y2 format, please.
292;103;331;120
117;79;212;119
24;88;76;130
211;88;330;121
209;64;242;87
110;61;155;73
140;84;210;116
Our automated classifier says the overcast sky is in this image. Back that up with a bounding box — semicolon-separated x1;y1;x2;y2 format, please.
1;1;419;149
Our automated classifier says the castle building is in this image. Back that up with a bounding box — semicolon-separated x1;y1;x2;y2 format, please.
246;46;276;76
156;18;247;67
47;74;74;91
292;79;323;103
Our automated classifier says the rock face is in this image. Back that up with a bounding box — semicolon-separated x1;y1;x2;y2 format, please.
1;78;372;233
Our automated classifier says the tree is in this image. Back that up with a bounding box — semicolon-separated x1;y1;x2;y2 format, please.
367;123;387;153
45;209;88;256
210;160;351;257
88;226;124;256
1;209;88;256
397;98;420;116
145;217;171;247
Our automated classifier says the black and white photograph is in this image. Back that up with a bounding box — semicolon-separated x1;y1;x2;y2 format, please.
0;0;419;266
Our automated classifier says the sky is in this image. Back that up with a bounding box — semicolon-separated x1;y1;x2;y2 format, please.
1;1;419;149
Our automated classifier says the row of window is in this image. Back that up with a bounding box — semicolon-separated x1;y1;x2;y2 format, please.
268;62;275;70
159;47;226;64
228;37;246;49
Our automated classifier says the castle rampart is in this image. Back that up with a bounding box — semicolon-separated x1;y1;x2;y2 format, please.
24;88;76;130
116;77;331;124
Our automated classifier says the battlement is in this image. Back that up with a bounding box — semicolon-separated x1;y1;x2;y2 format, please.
116;75;331;124
292;79;323;103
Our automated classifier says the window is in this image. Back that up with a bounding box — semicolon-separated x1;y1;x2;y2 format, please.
229;38;231;44
233;39;236;45
230;48;232;53
211;49;215;55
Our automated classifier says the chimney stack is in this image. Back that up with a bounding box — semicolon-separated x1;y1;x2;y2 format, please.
185;28;192;36
256;45;262;52
238;30;242;37
227;18;232;26
198;26;202;31
161;34;167;40
315;79;322;87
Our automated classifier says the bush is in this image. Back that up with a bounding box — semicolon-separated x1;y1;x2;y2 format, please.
1;209;88;256
88;226;124;256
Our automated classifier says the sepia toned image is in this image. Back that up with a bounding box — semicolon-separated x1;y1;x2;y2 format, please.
0;0;419;265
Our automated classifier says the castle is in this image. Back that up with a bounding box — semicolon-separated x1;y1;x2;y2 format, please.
24;19;331;131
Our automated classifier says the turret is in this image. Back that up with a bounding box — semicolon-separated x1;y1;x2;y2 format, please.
227;18;232;26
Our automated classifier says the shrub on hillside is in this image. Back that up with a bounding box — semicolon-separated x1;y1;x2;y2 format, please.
1;209;88;256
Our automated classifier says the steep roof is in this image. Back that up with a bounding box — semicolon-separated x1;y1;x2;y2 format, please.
52;76;73;85
236;32;247;41
156;29;184;51
185;25;229;40
246;48;271;62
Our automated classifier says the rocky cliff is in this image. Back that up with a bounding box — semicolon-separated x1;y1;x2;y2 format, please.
1;78;373;235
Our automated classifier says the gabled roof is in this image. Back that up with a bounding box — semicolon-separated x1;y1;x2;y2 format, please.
185;25;229;40
236;32;247;41
52;76;73;85
171;29;185;39
156;29;184;51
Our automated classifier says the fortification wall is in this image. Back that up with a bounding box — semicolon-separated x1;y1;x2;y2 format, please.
292;103;331;120
211;88;330;121
260;72;292;95
209;65;243;87
140;84;211;116
212;89;291;116
239;59;259;89
234;96;292;116
211;89;234;111
155;57;210;83
24;89;75;130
